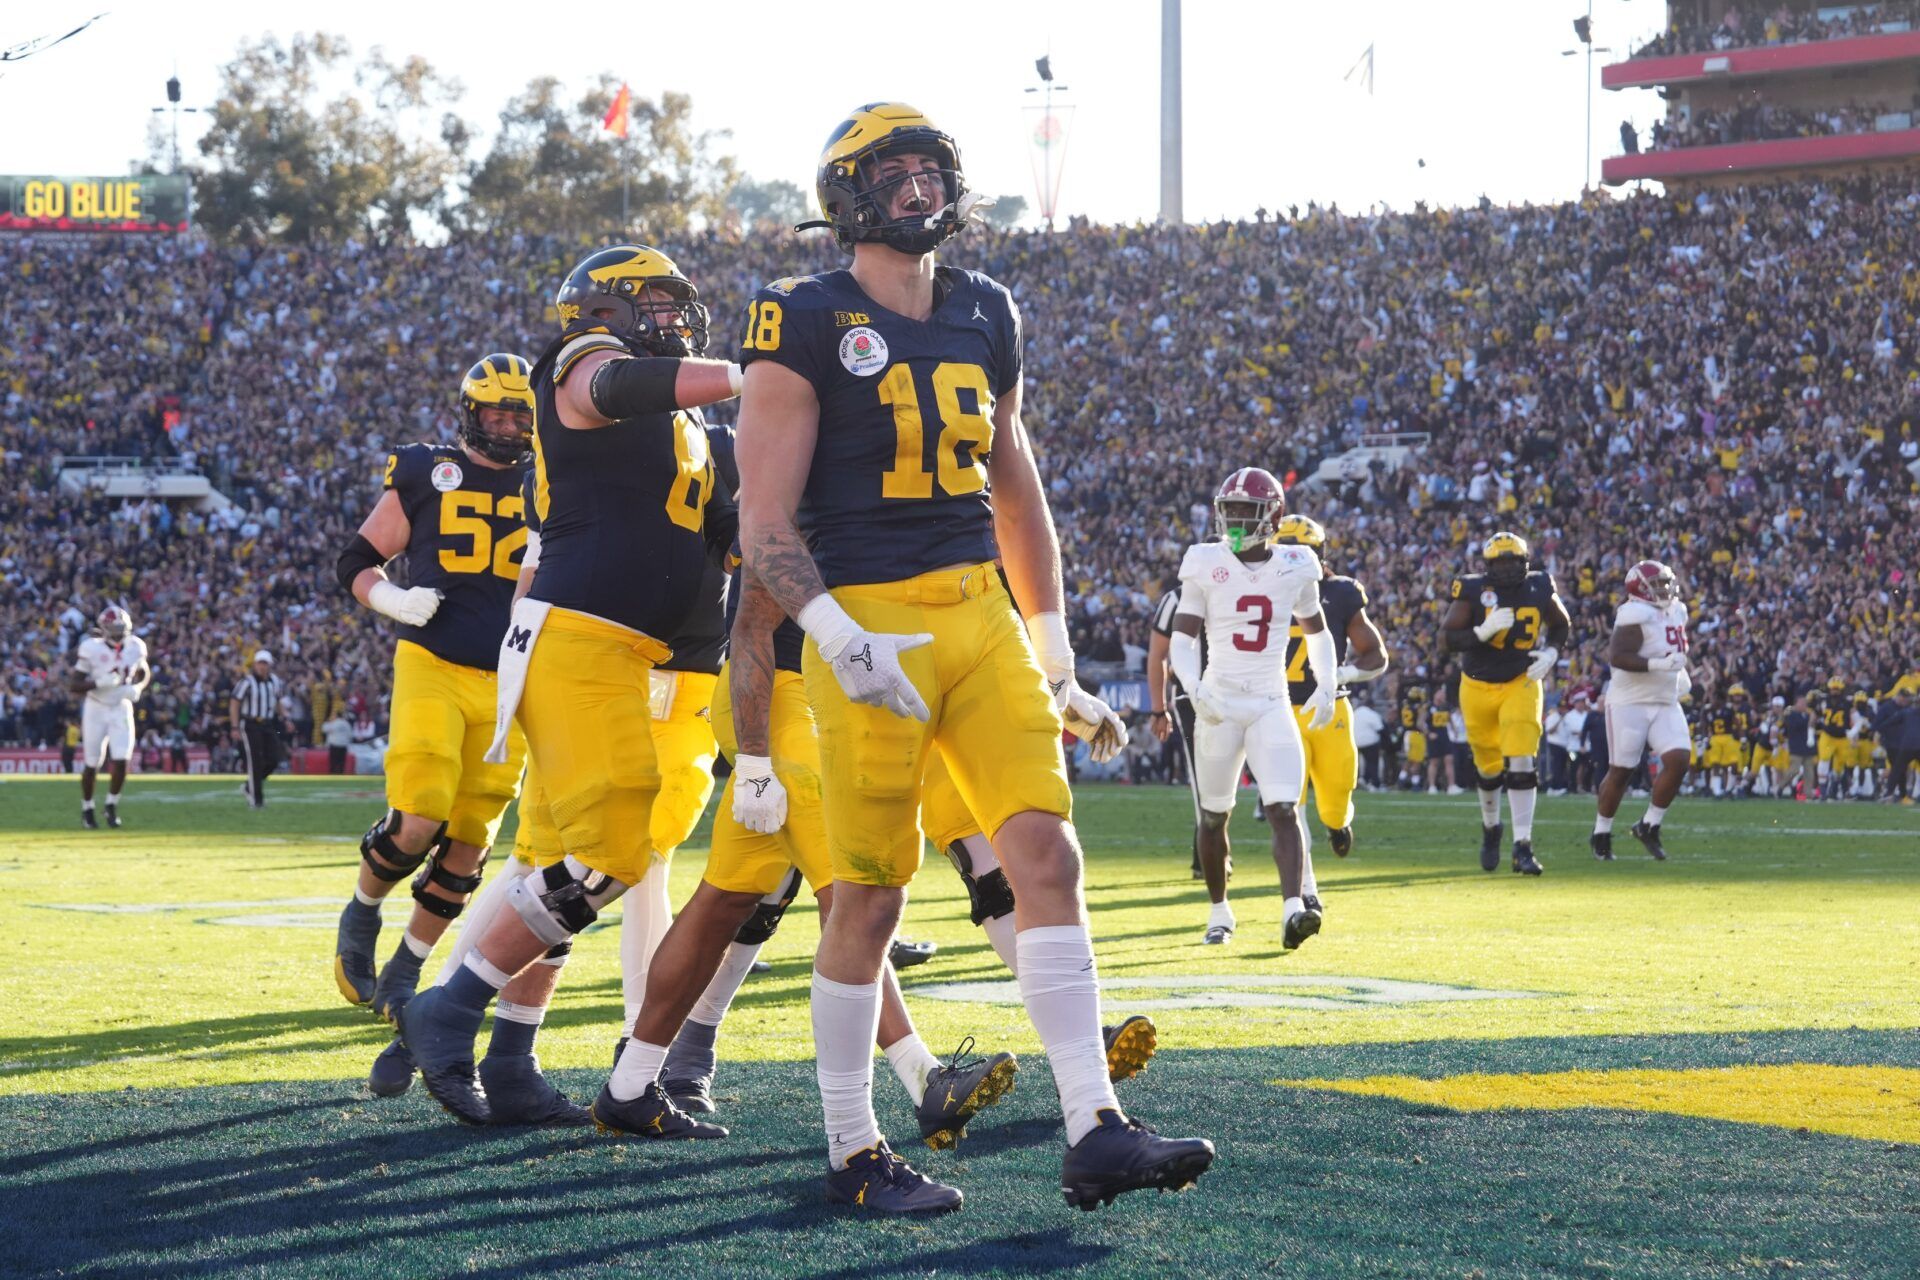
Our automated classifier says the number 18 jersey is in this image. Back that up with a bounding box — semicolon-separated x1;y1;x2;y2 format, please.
736;267;1020;588
1175;541;1323;697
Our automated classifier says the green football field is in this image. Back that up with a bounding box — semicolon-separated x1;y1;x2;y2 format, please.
2;775;1916;1278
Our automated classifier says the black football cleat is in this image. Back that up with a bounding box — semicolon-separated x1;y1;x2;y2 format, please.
398;987;490;1125
917;1037;1017;1150
1201;923;1232;945
370;946;424;1025
1328;826;1353;857
82;808;98;830
333;899;381;1006
590;1081;727;1139
890;938;938;970
368;1037;415;1098
105;806;122;829
1104;1015;1157;1083
1061;1110;1216;1211
1283;904;1322;950
1511;841;1544;876
1590;832;1615;861
1302;893;1325;916
1630;820;1669;861
825;1141;963;1214
1479;823;1504;872
480;1053;591;1127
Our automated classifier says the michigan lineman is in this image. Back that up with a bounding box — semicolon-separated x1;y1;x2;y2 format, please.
1170;470;1338;949
331;355;535;1016
71;605;149;829
1440;533;1570;875
737;103;1209;1213
1273;515;1389;865
1592;560;1688;862
400;245;742;1127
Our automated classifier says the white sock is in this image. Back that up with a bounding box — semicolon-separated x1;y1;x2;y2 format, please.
981;913;1019;973
883;1032;941;1106
1645;803;1668;827
1208;900;1236;930
434;855;523;986
812;971;883;1169
620;857;673;1027
1593;813;1614;834
402;930;433;960
352;887;381;907
608;1037;669;1102
1015;925;1122;1146
1283;894;1305;920
690;940;763;1028
82;798;94;811
1477;784;1502;827
1509;786;1537;842
1296;808;1318;897
106;795;120;807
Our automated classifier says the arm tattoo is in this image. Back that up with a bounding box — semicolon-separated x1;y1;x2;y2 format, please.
728;568;784;758
743;519;828;621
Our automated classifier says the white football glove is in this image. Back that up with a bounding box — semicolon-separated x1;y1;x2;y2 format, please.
368;580;444;627
1025;611;1127;762
1646;653;1689;672
1189;682;1229;725
1526;645;1559;682
1473;607;1517;643
798;596;931;721
730;754;787;835
1304;687;1339;731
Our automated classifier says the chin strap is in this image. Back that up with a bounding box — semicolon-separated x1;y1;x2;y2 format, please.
924;191;996;233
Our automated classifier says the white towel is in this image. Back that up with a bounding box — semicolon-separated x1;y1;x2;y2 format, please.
485;597;552;763
648;669;677;721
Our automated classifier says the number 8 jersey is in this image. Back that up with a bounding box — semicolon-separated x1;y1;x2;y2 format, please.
735;268;1018;587
382;443;528;670
1175;541;1324;697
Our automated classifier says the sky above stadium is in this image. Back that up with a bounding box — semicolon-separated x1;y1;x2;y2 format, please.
2;0;1669;224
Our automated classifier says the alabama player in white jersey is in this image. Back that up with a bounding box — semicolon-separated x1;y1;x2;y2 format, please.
69;605;151;829
1169;468;1338;949
1593;560;1689;862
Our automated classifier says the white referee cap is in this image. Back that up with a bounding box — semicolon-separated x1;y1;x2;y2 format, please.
253;649;275;664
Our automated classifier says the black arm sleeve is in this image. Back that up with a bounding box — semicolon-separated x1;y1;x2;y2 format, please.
335;533;385;594
588;355;684;419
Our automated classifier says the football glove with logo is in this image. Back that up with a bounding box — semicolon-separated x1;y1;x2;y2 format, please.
1028;612;1128;763
730;754;787;835
798;596;931;722
1304;687;1339;731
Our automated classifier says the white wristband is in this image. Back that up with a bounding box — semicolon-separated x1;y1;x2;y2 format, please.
367;580;410;623
796;593;860;657
735;752;773;774
726;362;744;395
1028;610;1073;675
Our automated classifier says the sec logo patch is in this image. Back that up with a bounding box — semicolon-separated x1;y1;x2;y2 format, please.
431;461;464;492
839;326;889;377
1212;567;1230;583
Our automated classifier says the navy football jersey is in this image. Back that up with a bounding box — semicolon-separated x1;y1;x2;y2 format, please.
1287;575;1368;703
381;443;527;670
1451;570;1563;683
527;333;736;642
736;267;1018;588
660;424;742;677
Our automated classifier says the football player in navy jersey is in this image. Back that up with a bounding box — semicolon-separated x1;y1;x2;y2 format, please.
735;102;1208;1214
331;355;534;1020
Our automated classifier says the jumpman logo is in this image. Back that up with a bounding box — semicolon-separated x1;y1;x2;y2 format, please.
849;644;875;672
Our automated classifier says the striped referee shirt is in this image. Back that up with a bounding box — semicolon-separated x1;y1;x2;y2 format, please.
1150;589;1207;693
232;673;283;721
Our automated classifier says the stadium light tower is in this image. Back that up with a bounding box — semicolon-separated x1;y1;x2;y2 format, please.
1562;4;1612;191
1160;0;1183;224
150;72;203;174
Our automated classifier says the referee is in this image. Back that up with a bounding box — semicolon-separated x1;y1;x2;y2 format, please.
1147;583;1207;877
230;649;287;808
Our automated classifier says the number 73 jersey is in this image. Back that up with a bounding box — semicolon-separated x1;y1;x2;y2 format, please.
1175;542;1323;696
382;443;528;671
736;267;1019;588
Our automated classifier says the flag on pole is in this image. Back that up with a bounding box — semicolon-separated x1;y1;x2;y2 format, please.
602;83;631;138
1344;44;1374;95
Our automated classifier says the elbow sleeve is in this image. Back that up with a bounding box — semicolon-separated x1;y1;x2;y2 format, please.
589;355;684;419
336;534;384;594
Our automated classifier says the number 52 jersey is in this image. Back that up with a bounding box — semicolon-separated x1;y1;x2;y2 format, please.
1175;542;1323;696
382;443;528;670
735;268;1020;588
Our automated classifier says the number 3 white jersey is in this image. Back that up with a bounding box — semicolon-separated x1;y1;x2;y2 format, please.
73;634;149;707
1175;542;1323;697
1607;599;1687;706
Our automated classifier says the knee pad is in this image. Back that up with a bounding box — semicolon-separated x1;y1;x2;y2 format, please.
410;841;486;921
1475;770;1504;792
505;857;627;949
1505;770;1539;791
359;811;442;883
942;841;1016;925
733;867;803;945
1200;809;1231;832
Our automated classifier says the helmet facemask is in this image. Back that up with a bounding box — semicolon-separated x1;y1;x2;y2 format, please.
1485;554;1528;589
461;401;534;466
1215;498;1273;553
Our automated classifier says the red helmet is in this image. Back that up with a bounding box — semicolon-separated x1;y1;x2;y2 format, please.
1213;467;1286;551
97;604;132;642
1625;559;1677;605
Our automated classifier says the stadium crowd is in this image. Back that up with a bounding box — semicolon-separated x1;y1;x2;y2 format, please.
1629;2;1920;60
1647;101;1886;150
3;175;1917;793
